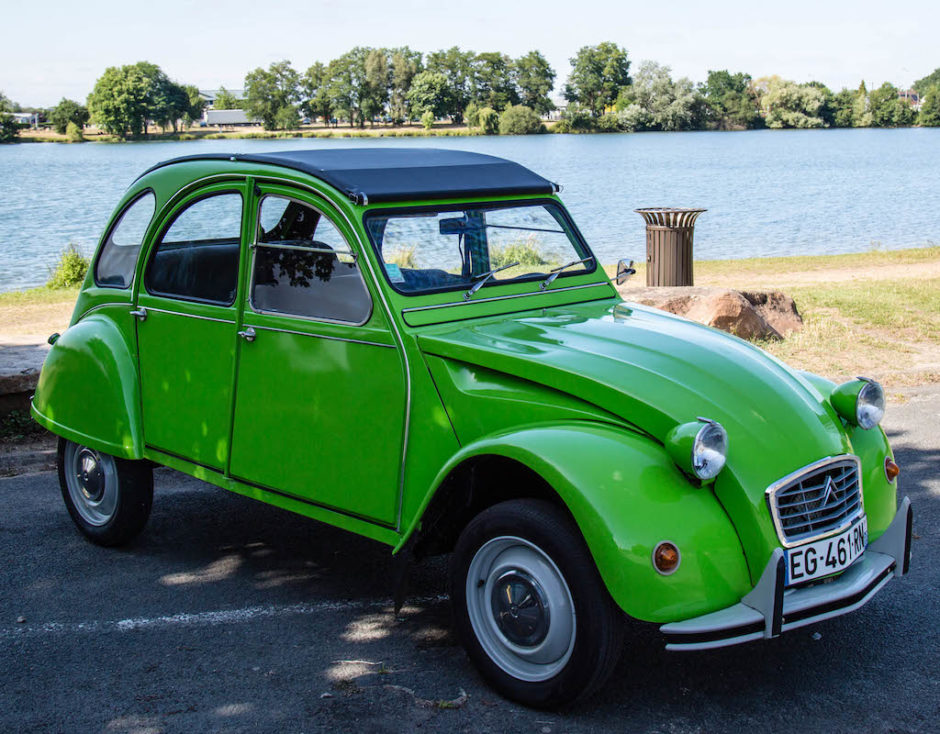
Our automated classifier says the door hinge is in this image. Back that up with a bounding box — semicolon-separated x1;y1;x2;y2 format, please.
130;307;147;322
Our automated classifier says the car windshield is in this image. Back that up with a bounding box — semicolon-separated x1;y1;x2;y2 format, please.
364;201;595;295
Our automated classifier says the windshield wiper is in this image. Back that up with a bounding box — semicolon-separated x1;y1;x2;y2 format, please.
539;256;594;290
464;261;521;300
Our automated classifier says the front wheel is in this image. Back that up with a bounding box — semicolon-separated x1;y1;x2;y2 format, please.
450;499;624;708
57;438;153;546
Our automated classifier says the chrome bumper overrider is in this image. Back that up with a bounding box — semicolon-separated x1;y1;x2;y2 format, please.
661;496;912;651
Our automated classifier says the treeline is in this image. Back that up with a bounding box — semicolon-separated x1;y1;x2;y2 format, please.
2;44;939;143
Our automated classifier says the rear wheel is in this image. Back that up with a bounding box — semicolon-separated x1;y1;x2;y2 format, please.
450;499;624;708
58;438;153;546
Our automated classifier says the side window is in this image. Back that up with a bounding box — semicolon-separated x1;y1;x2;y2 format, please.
95;192;156;288
145;193;243;305
251;196;372;324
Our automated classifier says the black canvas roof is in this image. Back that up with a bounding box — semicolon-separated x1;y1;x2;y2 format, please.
141;148;558;204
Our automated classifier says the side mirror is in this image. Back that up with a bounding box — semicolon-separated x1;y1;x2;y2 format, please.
615;258;636;285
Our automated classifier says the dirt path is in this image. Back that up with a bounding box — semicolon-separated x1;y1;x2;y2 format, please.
698;259;940;288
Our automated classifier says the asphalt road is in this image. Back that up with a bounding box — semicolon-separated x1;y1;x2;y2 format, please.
2;388;938;733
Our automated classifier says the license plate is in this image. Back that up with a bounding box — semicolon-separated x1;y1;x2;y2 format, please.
784;515;868;586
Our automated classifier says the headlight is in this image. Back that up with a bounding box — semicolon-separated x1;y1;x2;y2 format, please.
831;377;885;430
666;418;728;482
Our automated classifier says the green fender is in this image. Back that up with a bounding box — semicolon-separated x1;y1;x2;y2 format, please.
31;314;143;459
402;422;753;623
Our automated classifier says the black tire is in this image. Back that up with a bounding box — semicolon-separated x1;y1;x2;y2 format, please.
57;438;153;547
450;499;624;708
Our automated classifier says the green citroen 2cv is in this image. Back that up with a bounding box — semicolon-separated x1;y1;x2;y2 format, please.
32;148;912;707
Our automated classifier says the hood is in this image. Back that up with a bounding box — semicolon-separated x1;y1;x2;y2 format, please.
417;300;850;578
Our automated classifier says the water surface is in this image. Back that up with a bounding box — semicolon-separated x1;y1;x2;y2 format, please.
0;128;937;291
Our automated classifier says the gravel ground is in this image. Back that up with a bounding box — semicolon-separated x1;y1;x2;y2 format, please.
0;387;937;733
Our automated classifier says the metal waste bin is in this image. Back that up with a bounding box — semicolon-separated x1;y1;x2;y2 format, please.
635;208;706;287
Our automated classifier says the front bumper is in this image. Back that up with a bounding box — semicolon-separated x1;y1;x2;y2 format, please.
661;496;912;651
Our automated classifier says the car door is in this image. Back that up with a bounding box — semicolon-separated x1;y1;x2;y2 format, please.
135;183;247;470
228;186;407;526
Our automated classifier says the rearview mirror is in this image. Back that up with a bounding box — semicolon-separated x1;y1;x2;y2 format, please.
615;259;636;285
439;217;470;235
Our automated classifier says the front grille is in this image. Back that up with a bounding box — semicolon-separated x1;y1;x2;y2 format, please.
767;457;863;545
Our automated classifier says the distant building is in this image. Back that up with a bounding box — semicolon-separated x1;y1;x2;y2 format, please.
898;89;921;111
199;89;246;107
11;112;40;128
205;109;255;126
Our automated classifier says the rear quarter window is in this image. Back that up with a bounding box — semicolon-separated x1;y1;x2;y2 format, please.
94;192;156;288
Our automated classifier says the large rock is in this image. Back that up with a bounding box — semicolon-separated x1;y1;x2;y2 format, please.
616;285;802;340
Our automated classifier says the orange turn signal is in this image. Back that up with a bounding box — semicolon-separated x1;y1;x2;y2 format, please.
885;457;900;482
652;541;681;575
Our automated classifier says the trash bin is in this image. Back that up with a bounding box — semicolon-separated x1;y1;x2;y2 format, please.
635;208;706;287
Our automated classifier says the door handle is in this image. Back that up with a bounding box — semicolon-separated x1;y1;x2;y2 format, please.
237;326;256;342
130;307;147;322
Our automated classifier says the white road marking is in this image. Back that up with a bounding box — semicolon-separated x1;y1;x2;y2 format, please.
2;595;448;640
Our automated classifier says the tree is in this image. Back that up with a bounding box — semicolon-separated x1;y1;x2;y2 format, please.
703;70;760;129
919;85;940;126
362;48;390;125
49;98;89;135
563;42;631;116
912;68;940;97
182;85;206;126
477;106;499;135
213;86;239;110
852;82;871;127
498;105;544;135
244;60;300;130
389;47;421;123
471;52;519;111
0;91;18;143
868;82;915;127
426;47;475;121
830;88;856;127
619;62;705;131
514;51;556;115
301;63;332;124
134;61;190;132
756;76;826;128
87;65;151;138
406;71;453;119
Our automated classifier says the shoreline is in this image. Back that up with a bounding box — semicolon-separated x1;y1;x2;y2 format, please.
12;122;932;144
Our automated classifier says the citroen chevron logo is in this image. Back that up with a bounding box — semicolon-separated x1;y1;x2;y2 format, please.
822;476;838;507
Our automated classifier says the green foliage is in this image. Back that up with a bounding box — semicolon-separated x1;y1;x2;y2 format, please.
49;98;89;135
213;86;239;110
464;101;481;128
244;60;300;130
498;105;543;135
595;113;621;132
420;110;435;130
425;47;475;121
868;82;915;127
47;244;89;288
275;105;300;130
0;92;16;143
621;62;706;131
182;85;206;125
912;68;940;97
407;71;453;119
0;409;45;443
65;121;84;142
477;106;498;135
389;47;422;123
830;88;856;127
514;51;556;115
470;52;518;111
852;82;872;127
758;77;826;128
553;105;595;133
301;63;332;123
564;42;631;116
87;62;191;137
490;238;549;268
703;70;760;129
918;86;940;126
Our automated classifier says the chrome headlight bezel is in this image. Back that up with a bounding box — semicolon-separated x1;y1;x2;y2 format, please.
831;377;885;430
666;418;729;483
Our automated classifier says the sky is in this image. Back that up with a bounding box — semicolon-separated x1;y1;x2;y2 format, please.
3;0;938;107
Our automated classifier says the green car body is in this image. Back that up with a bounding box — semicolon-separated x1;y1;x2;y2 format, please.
33;149;911;704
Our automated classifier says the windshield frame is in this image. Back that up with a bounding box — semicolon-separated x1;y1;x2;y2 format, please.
362;198;598;298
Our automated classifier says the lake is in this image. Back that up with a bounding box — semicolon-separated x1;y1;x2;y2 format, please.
0;128;937;292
